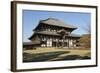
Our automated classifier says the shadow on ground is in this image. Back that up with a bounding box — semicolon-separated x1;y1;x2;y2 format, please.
23;51;70;62
51;55;91;61
23;51;91;62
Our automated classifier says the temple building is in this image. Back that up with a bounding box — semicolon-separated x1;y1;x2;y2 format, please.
23;18;81;49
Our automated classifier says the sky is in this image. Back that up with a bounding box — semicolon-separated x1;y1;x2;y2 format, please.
22;10;91;42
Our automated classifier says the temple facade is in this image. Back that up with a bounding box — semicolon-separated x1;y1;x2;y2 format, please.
24;18;81;49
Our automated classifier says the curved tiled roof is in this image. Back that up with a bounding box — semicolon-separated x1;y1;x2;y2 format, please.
23;42;40;46
40;18;77;29
33;31;80;37
69;34;81;37
29;18;79;40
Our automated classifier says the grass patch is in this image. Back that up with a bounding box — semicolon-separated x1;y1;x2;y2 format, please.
23;51;70;62
51;55;91;61
23;48;91;62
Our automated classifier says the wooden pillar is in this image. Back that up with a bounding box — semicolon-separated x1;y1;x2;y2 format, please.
56;42;57;47
72;39;73;47
69;39;71;48
68;39;69;48
56;41;58;47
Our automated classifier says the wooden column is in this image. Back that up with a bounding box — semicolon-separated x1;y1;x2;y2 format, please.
68;39;69;48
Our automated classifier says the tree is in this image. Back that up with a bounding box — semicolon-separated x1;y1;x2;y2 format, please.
79;34;91;49
79;21;91;49
82;23;91;34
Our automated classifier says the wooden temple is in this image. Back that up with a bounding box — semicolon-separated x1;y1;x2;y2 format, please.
23;18;81;49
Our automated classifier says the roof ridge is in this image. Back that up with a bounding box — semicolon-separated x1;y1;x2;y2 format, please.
40;18;77;29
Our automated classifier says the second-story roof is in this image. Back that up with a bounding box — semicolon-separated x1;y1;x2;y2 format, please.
40;18;77;29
